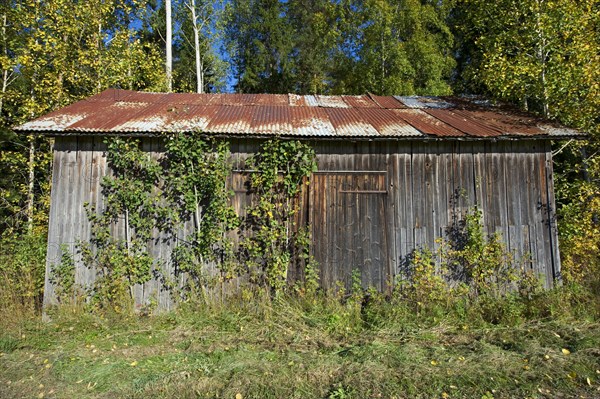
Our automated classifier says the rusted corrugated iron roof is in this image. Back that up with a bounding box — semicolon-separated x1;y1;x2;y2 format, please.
15;88;584;139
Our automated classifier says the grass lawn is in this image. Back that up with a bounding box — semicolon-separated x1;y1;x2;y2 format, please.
1;293;599;399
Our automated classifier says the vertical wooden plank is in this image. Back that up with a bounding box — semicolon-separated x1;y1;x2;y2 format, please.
433;142;447;262
44;139;66;307
471;142;485;210
483;141;498;236
404;142;415;258
505;142;522;258
87;137;104;290
75;138;94;290
512;142;528;268
535;145;552;287
60;137;78;288
412;142;425;248
544;141;561;283
530;141;548;285
388;145;400;288
458;142;476;216
423;142;435;252
494;142;509;249
522;146;535;269
316;174;329;287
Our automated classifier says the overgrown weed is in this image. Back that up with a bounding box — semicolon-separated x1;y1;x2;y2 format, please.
1;282;599;399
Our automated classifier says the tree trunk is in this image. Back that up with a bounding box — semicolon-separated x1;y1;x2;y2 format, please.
189;0;204;94
166;0;173;92
26;136;35;233
536;0;549;118
1;13;8;116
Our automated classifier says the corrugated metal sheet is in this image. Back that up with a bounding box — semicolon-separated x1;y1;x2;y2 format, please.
451;109;544;136
425;108;502;137
341;95;378;108
289;107;335;136
542;125;582;137
325;108;379;137
368;94;405;109
316;95;350;108
15;89;585;139
393;109;465;137
357;109;421;137
395;96;455;109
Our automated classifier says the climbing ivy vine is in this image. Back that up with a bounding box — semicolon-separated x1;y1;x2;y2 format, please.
240;139;317;295
163;135;239;297
76;135;317;307
81;138;165;308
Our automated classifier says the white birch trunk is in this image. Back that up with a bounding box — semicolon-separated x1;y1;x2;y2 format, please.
188;0;204;94
26;136;35;233
1;13;8;116
166;0;173;92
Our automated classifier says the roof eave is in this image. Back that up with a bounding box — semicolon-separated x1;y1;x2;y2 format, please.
13;129;588;141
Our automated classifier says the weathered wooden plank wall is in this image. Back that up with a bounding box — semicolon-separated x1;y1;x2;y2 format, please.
43;137;560;308
311;139;560;291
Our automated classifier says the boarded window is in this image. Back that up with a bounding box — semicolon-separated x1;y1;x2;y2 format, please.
310;172;391;291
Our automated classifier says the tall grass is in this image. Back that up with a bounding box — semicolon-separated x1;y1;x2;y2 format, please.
0;232;46;328
1;281;599;399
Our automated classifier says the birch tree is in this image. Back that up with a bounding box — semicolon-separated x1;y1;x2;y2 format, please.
182;0;225;93
166;0;173;91
0;0;166;235
452;0;600;283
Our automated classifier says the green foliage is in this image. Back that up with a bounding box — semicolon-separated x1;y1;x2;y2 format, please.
332;0;455;95
397;207;534;320
0;285;598;399
80;138;163;309
49;244;76;304
0;232;46;318
241;139;317;294
403;247;450;309
293;226;320;297
224;0;455;94
78;135;319;306
225;0;296;93
451;0;600;293
163;135;239;295
287;0;340;94
556;142;600;292
444;208;517;298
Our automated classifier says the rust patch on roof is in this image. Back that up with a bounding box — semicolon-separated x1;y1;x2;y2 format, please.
424;108;503;137
15;89;583;139
325;108;379;137
357;109;421;136
341;95;378;108
316;95;350;108
395;96;455;109
368;94;405;109
393;109;465;137
289;107;335;136
452;109;544;136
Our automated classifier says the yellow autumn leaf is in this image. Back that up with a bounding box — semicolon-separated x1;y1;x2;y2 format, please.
235;394;243;399
130;361;138;367
561;348;571;355
431;360;438;366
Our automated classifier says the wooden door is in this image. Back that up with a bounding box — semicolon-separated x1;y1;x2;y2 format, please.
310;172;390;291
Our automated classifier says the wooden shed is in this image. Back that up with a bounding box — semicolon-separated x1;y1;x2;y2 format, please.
17;89;583;309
